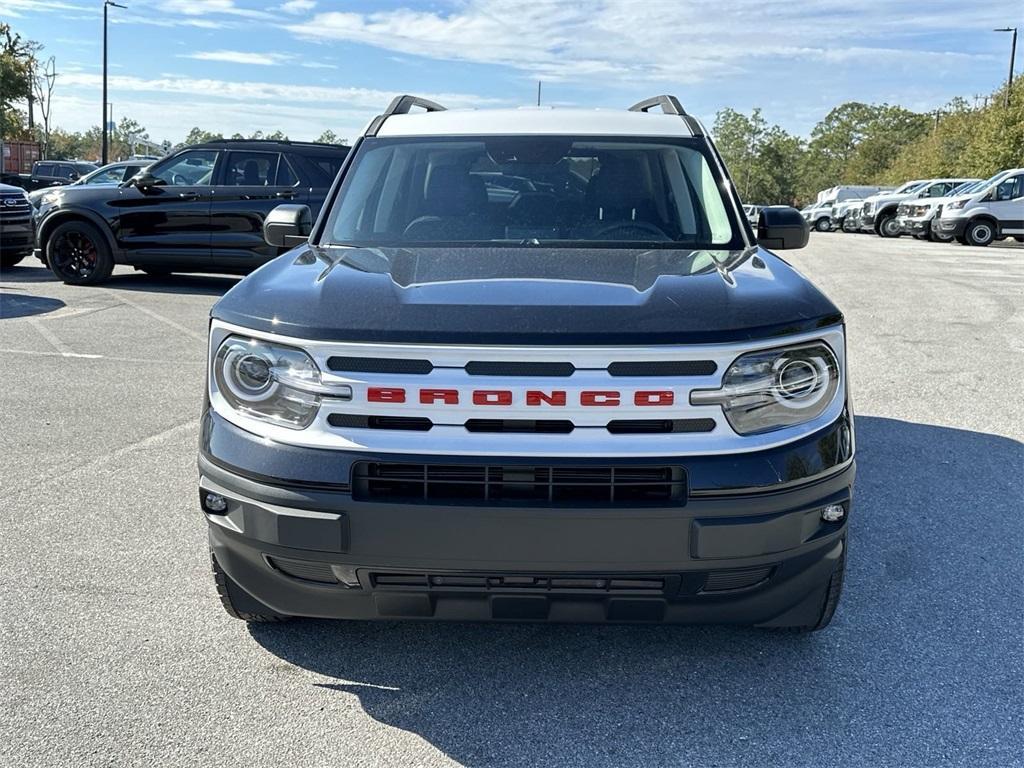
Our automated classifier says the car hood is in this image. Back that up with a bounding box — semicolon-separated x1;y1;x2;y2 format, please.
212;245;843;345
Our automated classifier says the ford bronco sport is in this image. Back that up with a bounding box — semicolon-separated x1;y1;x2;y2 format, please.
200;95;854;631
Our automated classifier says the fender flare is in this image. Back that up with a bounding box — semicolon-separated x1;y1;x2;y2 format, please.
38;207;120;261
965;214;1000;237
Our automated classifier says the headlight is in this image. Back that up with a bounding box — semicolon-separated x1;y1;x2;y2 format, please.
945;199;970;210
691;341;841;435
212;335;324;429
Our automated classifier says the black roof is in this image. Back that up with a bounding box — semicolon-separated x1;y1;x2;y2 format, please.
190;139;349;154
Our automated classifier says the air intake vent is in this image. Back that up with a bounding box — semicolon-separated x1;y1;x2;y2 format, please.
607;418;716;434
703;566;773;592
369;571;670;593
328;414;432;431
607;360;717;377
464;419;574;434
352;463;687;506
326;356;433;374
465;361;576;377
266;556;339;584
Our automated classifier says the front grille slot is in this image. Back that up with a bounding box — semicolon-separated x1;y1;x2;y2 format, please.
607;418;716;434
328;414;433;431
352;462;686;506
465;361;576;377
465;419;574;434
703;566;773;592
608;360;717;377
266;556;339;584
370;571;669;593
326;356;433;374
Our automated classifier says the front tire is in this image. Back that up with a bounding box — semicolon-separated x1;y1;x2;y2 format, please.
963;219;996;247
211;551;290;623
814;217;831;232
877;213;901;238
0;253;27;269
46;220;114;285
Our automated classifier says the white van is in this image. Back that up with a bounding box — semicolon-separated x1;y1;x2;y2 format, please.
932;168;1024;246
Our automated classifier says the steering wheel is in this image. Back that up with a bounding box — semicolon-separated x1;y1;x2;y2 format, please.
171;172;188;186
591;221;669;240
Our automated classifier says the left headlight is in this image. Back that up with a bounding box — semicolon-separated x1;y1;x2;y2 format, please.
212;335;324;429
691;341;841;435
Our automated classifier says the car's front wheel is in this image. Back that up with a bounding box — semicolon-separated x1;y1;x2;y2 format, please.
814;217;831;232
877;213;901;238
211;550;290;623
963;218;996;247
46;220;114;285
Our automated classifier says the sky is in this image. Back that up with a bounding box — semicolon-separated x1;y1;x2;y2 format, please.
5;0;1023;145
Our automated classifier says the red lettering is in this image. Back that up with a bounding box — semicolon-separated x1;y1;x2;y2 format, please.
526;390;567;407
581;390;620;406
634;390;674;406
367;387;405;403
420;389;459;405
473;390;513;406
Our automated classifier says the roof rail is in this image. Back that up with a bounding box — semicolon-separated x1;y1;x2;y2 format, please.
628;95;705;137
629;95;686;116
366;94;447;137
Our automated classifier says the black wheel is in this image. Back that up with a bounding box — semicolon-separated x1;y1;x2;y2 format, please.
963;219;996;247
814;217;831;232
913;233;928;241
211;550;290;623
771;543;846;633
876;213;901;238
1014;236;1024;243
0;253;27;269
46;220;114;285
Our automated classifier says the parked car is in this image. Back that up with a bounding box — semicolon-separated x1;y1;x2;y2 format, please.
741;204;762;227
860;178;977;237
17;160;99;192
896;179;982;241
0;183;35;268
34;139;350;284
801;201;835;232
832;199;865;232
199;94;852;632
932;168;1024;246
27;160;150;209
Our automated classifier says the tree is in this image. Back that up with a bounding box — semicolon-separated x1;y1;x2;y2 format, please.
314;129;348;145
182;126;224;146
712;108;802;205
113;116;148;159
32;55;57;156
0;22;34;140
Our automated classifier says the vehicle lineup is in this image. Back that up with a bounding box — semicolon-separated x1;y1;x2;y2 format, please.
197;95;853;631
0;182;35;268
32;139;349;284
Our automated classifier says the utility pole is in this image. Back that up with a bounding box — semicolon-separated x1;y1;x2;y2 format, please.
536;81;542;106
994;27;1018;108
102;0;125;165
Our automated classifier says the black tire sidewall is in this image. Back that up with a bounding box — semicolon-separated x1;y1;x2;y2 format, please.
46;220;114;285
965;219;995;247
815;217;831;232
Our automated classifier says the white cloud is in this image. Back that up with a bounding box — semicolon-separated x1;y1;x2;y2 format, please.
284;0;1005;84
182;50;293;65
278;0;316;15
300;61;338;69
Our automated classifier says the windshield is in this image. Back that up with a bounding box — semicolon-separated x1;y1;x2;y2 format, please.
894;181;926;194
322;136;744;249
948;180;981;196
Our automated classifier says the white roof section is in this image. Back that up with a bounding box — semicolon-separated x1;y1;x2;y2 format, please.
374;107;698;138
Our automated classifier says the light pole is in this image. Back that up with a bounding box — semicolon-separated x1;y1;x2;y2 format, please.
994;27;1018;108
102;0;125;165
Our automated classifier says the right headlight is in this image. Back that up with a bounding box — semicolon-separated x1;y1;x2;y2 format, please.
212;335;327;429
945;199;970;210
691;341;841;435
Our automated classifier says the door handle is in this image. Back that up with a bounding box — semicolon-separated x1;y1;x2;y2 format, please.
178;192;200;200
275;191;295;199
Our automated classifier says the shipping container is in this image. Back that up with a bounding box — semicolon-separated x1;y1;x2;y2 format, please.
1;140;42;174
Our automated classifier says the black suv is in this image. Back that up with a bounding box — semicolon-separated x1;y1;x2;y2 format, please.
35;140;349;284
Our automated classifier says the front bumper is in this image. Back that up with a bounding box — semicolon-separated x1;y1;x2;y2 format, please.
859;211;876;230
932;217;967;238
0;222;35;256
200;409;855;625
898;216;932;236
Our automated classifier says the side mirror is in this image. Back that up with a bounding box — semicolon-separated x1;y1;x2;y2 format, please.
757;207;810;250
130;171;160;189
264;204;312;248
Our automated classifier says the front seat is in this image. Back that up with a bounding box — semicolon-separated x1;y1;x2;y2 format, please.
404;166;500;241
578;157;667;239
242;160;263;185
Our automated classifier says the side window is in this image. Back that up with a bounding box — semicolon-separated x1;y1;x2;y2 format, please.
995;175;1023;201
922;183;947;198
223;151;276;186
35;163;54;176
275;155;299;186
57;165;76;179
149;150;219;186
88;167;127;184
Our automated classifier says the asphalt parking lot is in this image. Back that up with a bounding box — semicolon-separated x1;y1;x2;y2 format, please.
1;234;1022;768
